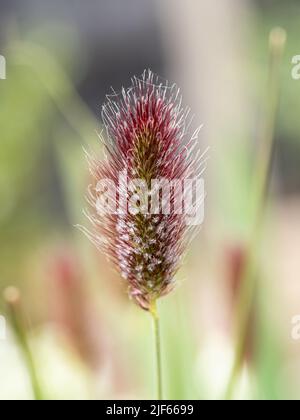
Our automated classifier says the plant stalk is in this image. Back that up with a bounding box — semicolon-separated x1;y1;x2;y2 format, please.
151;301;163;400
4;287;44;401
224;27;286;400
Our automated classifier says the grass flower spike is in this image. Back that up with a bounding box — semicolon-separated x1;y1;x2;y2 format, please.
80;70;206;311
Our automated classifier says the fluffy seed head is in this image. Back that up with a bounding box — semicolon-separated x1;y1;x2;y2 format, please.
79;70;207;310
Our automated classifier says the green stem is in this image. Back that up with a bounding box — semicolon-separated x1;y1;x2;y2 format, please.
224;27;286;400
151;301;163;400
4;287;44;401
19;328;43;401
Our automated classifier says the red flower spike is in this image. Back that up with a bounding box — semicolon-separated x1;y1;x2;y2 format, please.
79;70;207;311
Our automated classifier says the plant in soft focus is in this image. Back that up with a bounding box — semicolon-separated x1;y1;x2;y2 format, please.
3;287;43;400
79;70;206;399
224;28;286;400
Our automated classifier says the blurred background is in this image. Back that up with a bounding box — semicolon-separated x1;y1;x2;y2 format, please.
0;0;300;400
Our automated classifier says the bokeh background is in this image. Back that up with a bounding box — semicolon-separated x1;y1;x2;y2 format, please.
0;0;300;400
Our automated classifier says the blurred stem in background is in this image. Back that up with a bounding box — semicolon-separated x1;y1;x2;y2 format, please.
225;27;287;400
8;41;98;146
151;301;163;400
3;287;44;401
